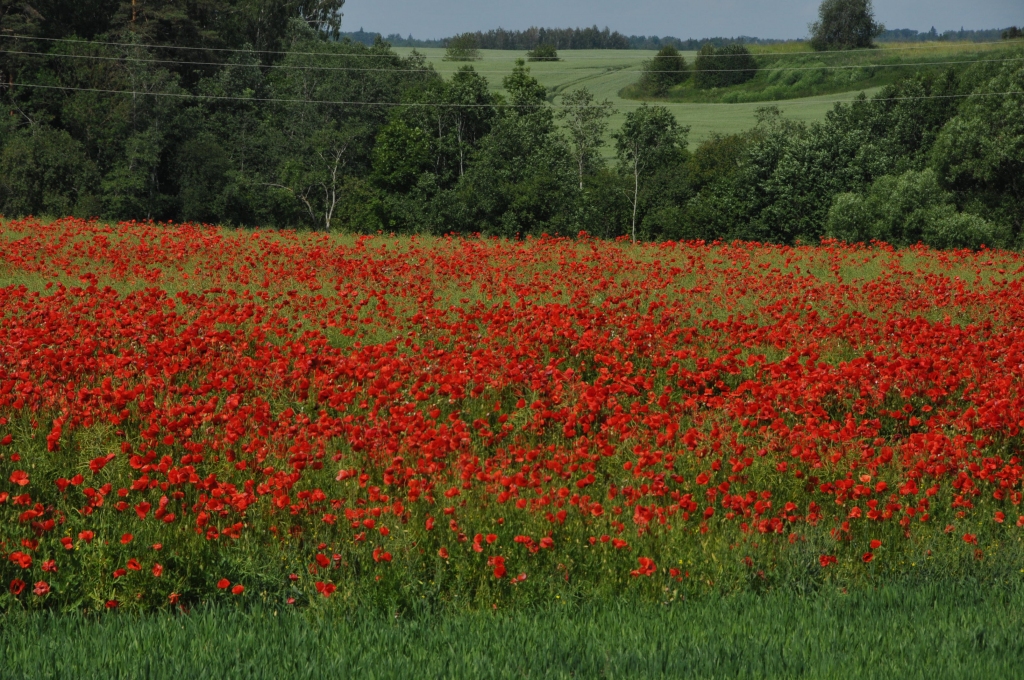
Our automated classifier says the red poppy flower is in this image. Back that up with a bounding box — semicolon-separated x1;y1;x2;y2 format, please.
862;552;874;563
488;555;507;579
217;578;231;589
631;557;657;577
231;584;245;595
120;533;133;545
9;579;26;596
9;552;32;569
152;563;163;577
9;470;29;486
33;581;50;596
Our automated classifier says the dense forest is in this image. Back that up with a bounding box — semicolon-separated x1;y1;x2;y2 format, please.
343;28;788;51
0;2;1022;248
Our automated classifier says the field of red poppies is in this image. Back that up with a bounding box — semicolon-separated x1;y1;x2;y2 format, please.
3;217;1024;612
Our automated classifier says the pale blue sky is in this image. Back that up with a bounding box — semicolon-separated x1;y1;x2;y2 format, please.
342;0;1021;40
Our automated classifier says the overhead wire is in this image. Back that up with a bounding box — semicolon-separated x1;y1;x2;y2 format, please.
3;80;1020;108
1;47;1021;75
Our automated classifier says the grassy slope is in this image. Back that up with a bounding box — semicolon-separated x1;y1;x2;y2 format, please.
5;582;1024;679
392;48;875;152
392;42;1022;152
626;41;1023;104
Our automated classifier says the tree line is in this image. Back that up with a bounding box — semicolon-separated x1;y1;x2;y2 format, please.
0;2;1021;248
443;28;793;52
879;27;1014;43
346;24;1021;52
344;28;793;52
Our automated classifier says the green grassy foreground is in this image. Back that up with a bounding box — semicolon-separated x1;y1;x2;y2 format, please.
4;582;1024;679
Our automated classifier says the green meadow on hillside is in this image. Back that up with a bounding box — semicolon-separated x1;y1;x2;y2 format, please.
622;40;1024;104
392;47;882;150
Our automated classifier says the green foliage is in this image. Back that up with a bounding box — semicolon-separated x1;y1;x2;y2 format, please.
576;168;632;239
444;33;480;62
525;43;559;62
731;74;967;244
371;119;433;192
557;88;615;190
825;169;1000;248
614;105;689;242
693;43;757;89
931;58;1024;240
0;6;1020;249
638;46;689;95
625;42;1020;106
809;0;884;51
459;61;578;237
641;132;750;242
7;585;1024;678
0;124;100;217
1002;26;1022;40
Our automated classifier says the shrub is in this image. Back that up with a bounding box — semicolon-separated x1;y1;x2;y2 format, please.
638;46;688;95
694;44;757;89
0;125;100;218
825;169;998;248
444;33;480;61
526;44;559;62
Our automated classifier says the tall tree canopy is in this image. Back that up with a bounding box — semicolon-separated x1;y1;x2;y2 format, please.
809;0;884;51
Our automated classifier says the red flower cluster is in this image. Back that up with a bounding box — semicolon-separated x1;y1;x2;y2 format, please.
3;218;1024;607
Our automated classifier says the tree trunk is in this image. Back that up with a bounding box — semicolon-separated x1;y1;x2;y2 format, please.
631;159;640;244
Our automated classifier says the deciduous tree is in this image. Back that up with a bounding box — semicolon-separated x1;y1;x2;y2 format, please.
444;33;480;61
613;104;688;243
639;45;688;95
809;0;884;51
557;88;614;190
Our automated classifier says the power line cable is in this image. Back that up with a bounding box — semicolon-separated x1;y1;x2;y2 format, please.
2;47;1021;74
3;80;1019;108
